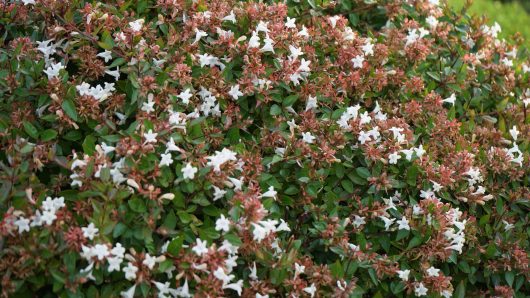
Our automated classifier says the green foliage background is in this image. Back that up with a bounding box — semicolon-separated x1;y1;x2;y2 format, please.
448;0;530;41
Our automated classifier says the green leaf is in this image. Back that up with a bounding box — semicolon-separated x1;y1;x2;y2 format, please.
113;222;127;238
23;121;39;139
128;197;146;213
283;94;299;107
406;236;423;249
505;270;515;287
177;211;192;224
83;135;96;155
224;233;243;246
426;71;441;82
355;167;371;179
454;280;465;298
50;268;66;284
61;98;78;121
163;211;177;230
341;180;354;193
167;236;183;256
40;129;58;141
270;104;282;116
406;164;419;186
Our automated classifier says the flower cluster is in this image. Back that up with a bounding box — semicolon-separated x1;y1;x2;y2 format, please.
0;0;528;297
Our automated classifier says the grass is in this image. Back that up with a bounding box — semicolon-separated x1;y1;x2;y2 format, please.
447;0;530;42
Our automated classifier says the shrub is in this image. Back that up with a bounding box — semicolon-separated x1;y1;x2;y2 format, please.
0;0;528;297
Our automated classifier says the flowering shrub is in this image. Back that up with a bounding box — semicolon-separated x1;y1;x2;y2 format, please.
0;0;529;297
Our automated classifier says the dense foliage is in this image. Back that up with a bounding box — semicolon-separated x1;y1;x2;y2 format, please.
0;0;528;297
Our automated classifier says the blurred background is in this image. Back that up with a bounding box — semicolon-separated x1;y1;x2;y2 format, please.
447;0;530;41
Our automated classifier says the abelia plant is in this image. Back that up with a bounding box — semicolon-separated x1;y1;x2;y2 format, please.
0;0;528;297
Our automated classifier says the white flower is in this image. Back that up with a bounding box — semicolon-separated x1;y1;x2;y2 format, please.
360;112;371;125
285;17;296;29
388;126;404;140
260;36;274;53
44;62;65;80
93;244;110;260
123;262;138;281
129;19;144;32
276;219;291;232
120;284;137;298
192;239;209;256
362;40;374;56
396;217;410;230
22;0;36;5
351;55;365;69
159;193;175;201
298;26;309;38
401;149;414;161
248;31;260;48
160;153;173;167
301;132;315;144
241;263;255;283
353;215;366;228
509;125;519;141
176;279;191;298
153;281;177;297
305;95;317;111
105;67;120;81
289;45;304;61
379;216;395;231
228;84;244;100
501;57;513;67
182;163;198;180
426;266;440;277
193;28;208;44
213;186;227;201
97;50;113;63
107;256;123;272
76;82;115;102
388;152;401;164
143;253;157;270
143;129;158;144
215;214;231;233
100;142;115;155
303;283;317;298
337;105;361;128
227;177;244;191
141;94;155;113
178;88;193;105
426;16;439;29
222;10;236;23
14;217;30;234
405;29;421;46
415;283;428;297
443;93;456;105
82;223;99;240
214;267;234;285
223;280;243;296
251;219;281;243
261;186;277;200
295;263;305;276
503;220;514;231
415;144;426;158
397;269;410;281
413;205;423;215
256;21;269;33
206;148;237;172
328;15;340;28
165;137;181;153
